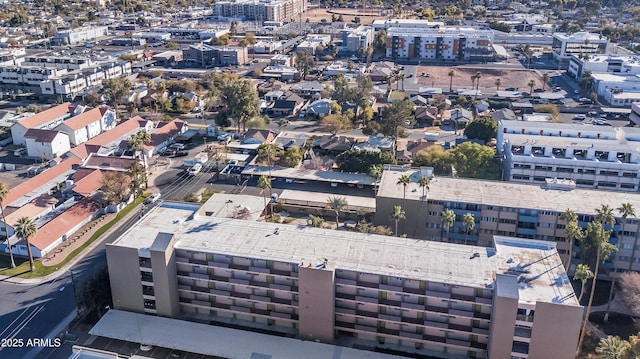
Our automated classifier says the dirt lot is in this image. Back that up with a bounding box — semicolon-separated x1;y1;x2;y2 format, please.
302;7;387;25
416;65;545;93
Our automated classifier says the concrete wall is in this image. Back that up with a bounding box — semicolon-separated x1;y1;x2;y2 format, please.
488;275;518;359
106;244;145;312
298;264;335;343
528;301;583;359
150;236;180;318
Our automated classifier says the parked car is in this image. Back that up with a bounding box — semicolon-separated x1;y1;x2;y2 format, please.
573;114;586;120
172;150;189;157
505;87;516;91
533;88;544;93
144;193;161;205
169;143;185;150
188;163;202;176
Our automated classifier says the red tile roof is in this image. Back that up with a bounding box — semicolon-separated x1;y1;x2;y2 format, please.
71;169;104;197
24;128;63;143
17;102;73;129
57;106;106;131
84;154;137;170
68;116;147;160
1;157;81;207
29;198;101;250
144;118;186;150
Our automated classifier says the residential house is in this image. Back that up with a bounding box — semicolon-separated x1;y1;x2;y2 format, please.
11;102;73;146
409;95;429;106
11;198;102;258
314;135;355;154
447;108;473;128
0;195;58;238
143;118;188;157
242;129;277;145
152;50;183;66
414;106;438;126
271;91;305;116
303;99;332;118
55;105;117;146
24;129;71;160
289;81;325;99
491;108;517;122
354;135;395;152
269;54;295;67
395;139;433;164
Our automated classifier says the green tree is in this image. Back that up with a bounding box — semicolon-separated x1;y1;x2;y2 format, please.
102;77;132;108
449;142;499;179
330;101;343;115
331;74;353;104
307;214;325;228
448;70;455;93
396;174;411;206
128;161;147;198
283;146;302;167
374;29;387;53
128;130;151;168
418;176;430;201
413;147;452;175
380;99;414;138
256;144;277;166
390;205;406;237
462;212;475;245
495;78;501;91
619;203;637;271
528;79;536;94
257;175;272;216
0;183;15;268
595;336;630;359
336;150;395;174
441;209;456;239
222;78;259;132
99;171;132;206
277;119;289;131
542;73;550;91
463;117;497;142
295;50;316;80
165;41;179;50
215;34;230;46
327;196;348;229
321;114;352;135
15;216;36;272
574;263;594;303
560;208;583;272
577;207;618;354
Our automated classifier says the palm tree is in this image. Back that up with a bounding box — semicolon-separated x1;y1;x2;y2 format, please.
448;70;455;93
396;174;411;207
618;203;637;271
441;209;455;241
257;175;271;216
398;72;405;91
418;176;430;201
528;79;536;94
494;78;501;91
560;208;581;272
15;216;36;272
128;130;151;172
595;336;630;359
462;212;475;245
473;72;482;100
541;73;549;91
577;206;618;355
327;196;348;229
574;263;594;303
0;183;15;268
257;144;277;205
390;205;406;237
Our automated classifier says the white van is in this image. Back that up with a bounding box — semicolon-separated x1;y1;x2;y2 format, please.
14;148;26;157
188;163;202;176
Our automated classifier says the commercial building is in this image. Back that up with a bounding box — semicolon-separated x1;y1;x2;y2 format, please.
106;201;582;359
497;120;640;192
374;167;640;275
52;26;109;45
341;26;374;53
551;32;609;61
213;0;307;22
182;43;248;67
385;27;495;61
568;54;640;79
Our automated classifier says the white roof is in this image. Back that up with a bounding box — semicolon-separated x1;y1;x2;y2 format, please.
242;165;376;186
90;310;409;359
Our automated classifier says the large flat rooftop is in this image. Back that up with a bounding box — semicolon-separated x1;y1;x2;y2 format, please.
377;169;640;215
113;203;578;305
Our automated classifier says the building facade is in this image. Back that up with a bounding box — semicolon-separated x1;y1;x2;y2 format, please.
375;167;640;275
551;32;609;60
497;120;640;192
568;54;640;79
107;203;582;359
213;0;307;22
182;44;248;67
52;26;109;45
341;26;374;53
385;27;495;61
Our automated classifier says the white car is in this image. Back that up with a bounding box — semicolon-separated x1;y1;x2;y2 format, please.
188;163;202;176
573;114;586;121
144;193;161;205
169;143;185;150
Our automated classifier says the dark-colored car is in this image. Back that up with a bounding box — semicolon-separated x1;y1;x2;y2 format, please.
172;150;189;157
505;87;516;91
533;88;544;93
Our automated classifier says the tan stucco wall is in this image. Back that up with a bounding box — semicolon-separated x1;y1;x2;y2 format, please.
106;244;144;312
528;301;583;359
298;264;335;343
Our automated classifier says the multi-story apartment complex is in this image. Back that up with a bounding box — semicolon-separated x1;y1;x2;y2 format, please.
341;26;374;53
497;120;640;191
551;32;609;61
568;54;640;79
106;202;582;359
385;27;495;61
213;0;307;22
182;43;249;67
375;167;640;274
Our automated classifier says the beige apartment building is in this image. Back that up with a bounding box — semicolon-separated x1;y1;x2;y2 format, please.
106;202;582;359
375;167;640;275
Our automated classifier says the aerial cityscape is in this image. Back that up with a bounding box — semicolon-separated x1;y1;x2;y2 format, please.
1;0;640;358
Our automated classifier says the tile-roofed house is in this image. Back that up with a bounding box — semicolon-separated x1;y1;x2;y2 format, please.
271;91;305;116
315;134;355;154
68;168;105;197
1;157;81;208
289;81;325;98
55;105;117;145
83;153;138;171
447;108;473;128
142;118;187;157
24;128;71;160
11;198;102;258
414;106;438;126
0;195;58;238
11;102;74;146
304;99;332;118
242;129;277;145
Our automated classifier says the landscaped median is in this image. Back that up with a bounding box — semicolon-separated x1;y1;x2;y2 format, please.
0;194;149;279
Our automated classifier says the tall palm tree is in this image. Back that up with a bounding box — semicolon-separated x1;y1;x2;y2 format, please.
398;72;405;91
473;72;482;100
257;175;271;216
595;336;630;359
128;130;151;174
327;196;348;229
257;144;277;205
448;70;455;93
418;176;430;201
0;183;15;268
396;174;411;207
441;209;455;241
541;73;550;91
577;209;618;355
560;208;581;272
495;78;501;91
528;79;536;94
390;205;406;237
462;212;475;245
574;263;594;303
15;216;36;272
618;203;637;271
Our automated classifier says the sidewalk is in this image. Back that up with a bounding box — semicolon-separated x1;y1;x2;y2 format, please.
0;202;141;285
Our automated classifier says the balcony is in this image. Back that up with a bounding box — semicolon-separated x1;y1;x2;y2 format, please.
336;292;356;300
335;321;356;329
450;293;475;302
400;316;423;324
449;323;472;332
423;334;446;343
474;311;491;320
336;277;357;286
424;320;448;329
355;309;379;318
401;302;424;310
379;298;401;306
380;284;403;292
516;227;537;236
425;304;448;313
449;308;474;318
518;215;539;223
378;327;400;336
470;341;488;350
403;286;425;295
357;280;379;289
355;296;378;304
426;290;450;299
